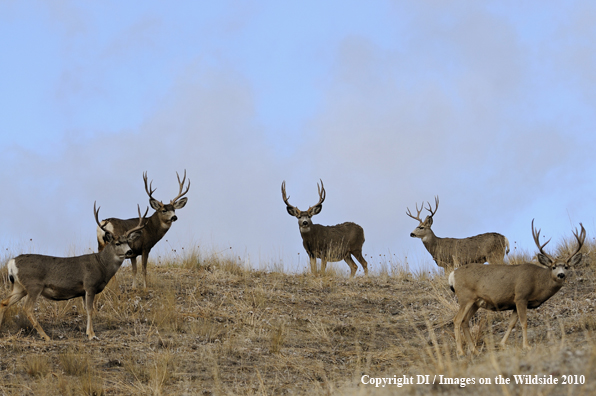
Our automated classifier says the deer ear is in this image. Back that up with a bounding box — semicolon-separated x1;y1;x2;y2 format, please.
310;205;322;216
537;253;552;267
568;252;582;267
149;199;162;211
173;197;187;209
424;215;433;227
103;232;114;244
286;206;299;217
128;231;142;242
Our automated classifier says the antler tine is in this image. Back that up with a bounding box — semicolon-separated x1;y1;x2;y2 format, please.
531;219;553;261
568;222;586;259
406;202;424;222
316;179;326;205
170;169;191;205
94;201;109;232
143;171;158;201
425;196;439;217
125;205;148;237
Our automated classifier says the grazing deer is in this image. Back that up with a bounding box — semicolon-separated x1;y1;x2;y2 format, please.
407;197;509;268
449;220;585;356
281;180;368;277
97;171;190;289
0;203;146;341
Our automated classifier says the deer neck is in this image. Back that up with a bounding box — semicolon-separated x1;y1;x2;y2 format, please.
95;247;126;280
421;230;439;250
145;212;170;240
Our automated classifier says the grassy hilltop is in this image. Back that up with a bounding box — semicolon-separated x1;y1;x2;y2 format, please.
0;240;595;395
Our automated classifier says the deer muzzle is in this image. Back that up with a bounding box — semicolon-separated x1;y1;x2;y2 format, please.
171;215;178;222
410;233;416;237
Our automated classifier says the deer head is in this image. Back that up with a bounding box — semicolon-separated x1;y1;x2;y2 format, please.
94;201;147;259
406;196;439;240
144;170;190;228
281;179;326;233
532;219;585;281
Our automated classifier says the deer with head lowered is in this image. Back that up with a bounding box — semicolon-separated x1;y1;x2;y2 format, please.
407;196;509;268
0;203;146;341
97;171;190;289
282;180;368;277
449;220;585;356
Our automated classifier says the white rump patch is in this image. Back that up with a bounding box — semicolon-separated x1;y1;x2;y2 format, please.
7;258;18;282
448;271;455;289
97;221;115;243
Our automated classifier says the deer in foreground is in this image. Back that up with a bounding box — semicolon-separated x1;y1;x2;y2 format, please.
97;171;190;289
0;203;146;341
282;180;368;277
449;220;585;356
407;196;509;268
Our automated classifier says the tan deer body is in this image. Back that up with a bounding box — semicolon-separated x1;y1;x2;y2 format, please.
449;220;585;355
97;171;189;289
0;203;146;341
407;197;509;268
282;180;368;277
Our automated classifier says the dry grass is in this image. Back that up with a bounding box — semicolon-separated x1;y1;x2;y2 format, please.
0;243;594;395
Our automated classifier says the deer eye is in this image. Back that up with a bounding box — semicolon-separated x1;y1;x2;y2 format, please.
418;226;424;229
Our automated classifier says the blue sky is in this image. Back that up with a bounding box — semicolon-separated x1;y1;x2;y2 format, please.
1;1;595;273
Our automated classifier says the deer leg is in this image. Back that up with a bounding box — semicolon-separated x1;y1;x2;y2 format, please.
309;256;317;275
22;290;50;341
84;291;97;340
353;251;368;276
344;256;358;278
142;251;149;289
131;256;138;289
461;304;480;355
0;283;27;327
320;258;327;275
499;309;519;348
454;301;476;356
515;301;531;350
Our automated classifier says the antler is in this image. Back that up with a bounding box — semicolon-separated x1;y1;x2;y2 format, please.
143;172;158;202
425;196;439;218
124;205;148;238
281;180;299;211
94;201;109;232
307;179;326;212
170;170;191;205
568;223;586;259
531;219;554;262
406;202;424;222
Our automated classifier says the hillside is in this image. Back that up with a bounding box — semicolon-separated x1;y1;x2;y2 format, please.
0;245;594;395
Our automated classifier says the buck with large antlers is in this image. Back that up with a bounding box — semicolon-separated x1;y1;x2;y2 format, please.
0;203;146;341
407;197;509;268
449;220;585;356
97;171;190;289
282;180;368;277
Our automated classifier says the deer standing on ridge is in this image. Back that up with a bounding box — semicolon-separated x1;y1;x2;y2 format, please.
282;180;368;277
0;203;146;341
407;197;509;268
97;171;190;289
449;220;585;356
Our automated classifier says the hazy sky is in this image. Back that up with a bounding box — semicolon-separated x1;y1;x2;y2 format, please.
1;1;595;274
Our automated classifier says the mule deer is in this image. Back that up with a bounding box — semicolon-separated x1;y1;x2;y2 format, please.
449;220;585;356
0;203;146;341
97;171;190;288
282;180;368;277
407;197;509;268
